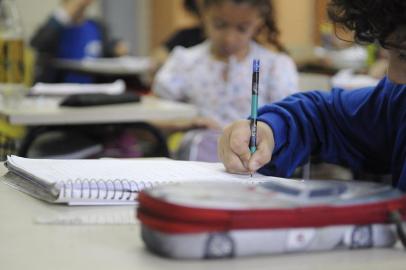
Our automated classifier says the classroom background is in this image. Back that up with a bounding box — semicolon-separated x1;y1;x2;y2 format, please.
12;0;380;90
17;0;320;59
2;1;406;268
1;0;383;178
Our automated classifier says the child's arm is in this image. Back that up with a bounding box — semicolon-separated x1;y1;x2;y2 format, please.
255;81;393;177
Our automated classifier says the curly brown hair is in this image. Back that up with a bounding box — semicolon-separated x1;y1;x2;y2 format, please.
203;0;286;53
328;0;406;44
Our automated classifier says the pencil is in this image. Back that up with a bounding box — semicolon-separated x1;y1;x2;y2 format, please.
249;59;260;177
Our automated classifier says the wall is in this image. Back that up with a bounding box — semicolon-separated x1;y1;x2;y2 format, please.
150;0;199;50
15;0;58;42
101;0;150;56
274;0;316;61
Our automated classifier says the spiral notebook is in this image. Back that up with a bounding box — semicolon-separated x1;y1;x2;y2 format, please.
2;155;276;206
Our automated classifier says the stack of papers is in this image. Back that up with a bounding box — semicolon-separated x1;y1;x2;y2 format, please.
30;79;126;96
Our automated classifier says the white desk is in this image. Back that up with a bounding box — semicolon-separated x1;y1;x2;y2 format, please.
0;96;197;157
1;96;197;126
1;164;405;270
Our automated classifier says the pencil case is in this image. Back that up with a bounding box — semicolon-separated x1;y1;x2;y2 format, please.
60;92;140;107
137;179;406;259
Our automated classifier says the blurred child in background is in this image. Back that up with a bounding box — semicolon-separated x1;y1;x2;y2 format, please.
30;0;128;83
153;0;298;162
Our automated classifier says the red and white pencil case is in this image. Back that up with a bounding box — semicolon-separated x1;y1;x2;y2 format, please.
137;179;406;259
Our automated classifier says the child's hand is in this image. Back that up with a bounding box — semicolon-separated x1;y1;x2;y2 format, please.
113;41;129;57
218;120;274;174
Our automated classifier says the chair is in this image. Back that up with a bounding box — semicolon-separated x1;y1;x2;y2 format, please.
18;122;169;159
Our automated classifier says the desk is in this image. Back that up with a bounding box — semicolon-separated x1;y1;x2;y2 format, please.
1;96;197;126
53;57;154;91
0;96;197;158
1;165;405;270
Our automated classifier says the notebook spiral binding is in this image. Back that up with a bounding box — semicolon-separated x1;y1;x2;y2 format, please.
59;178;156;201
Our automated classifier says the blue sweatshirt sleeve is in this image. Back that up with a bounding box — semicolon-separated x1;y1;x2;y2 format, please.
256;78;394;177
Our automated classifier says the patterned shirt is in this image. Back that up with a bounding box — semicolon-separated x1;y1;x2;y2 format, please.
153;41;299;127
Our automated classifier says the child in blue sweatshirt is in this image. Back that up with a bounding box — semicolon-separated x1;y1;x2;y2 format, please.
31;0;127;83
218;0;406;191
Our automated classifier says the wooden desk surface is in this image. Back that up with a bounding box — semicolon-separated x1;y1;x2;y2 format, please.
0;96;197;126
1;164;406;270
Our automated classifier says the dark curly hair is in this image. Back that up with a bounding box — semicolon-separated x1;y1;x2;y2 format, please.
328;0;406;44
203;0;286;53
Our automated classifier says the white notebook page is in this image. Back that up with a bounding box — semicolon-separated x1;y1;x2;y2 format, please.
7;155;274;185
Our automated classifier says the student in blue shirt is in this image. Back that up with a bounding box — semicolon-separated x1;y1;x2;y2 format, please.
30;0;128;83
218;0;406;191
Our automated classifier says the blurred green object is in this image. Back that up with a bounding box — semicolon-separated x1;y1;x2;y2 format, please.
366;44;379;68
0;0;28;160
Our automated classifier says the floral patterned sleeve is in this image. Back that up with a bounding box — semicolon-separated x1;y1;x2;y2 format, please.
152;47;189;101
266;54;299;103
